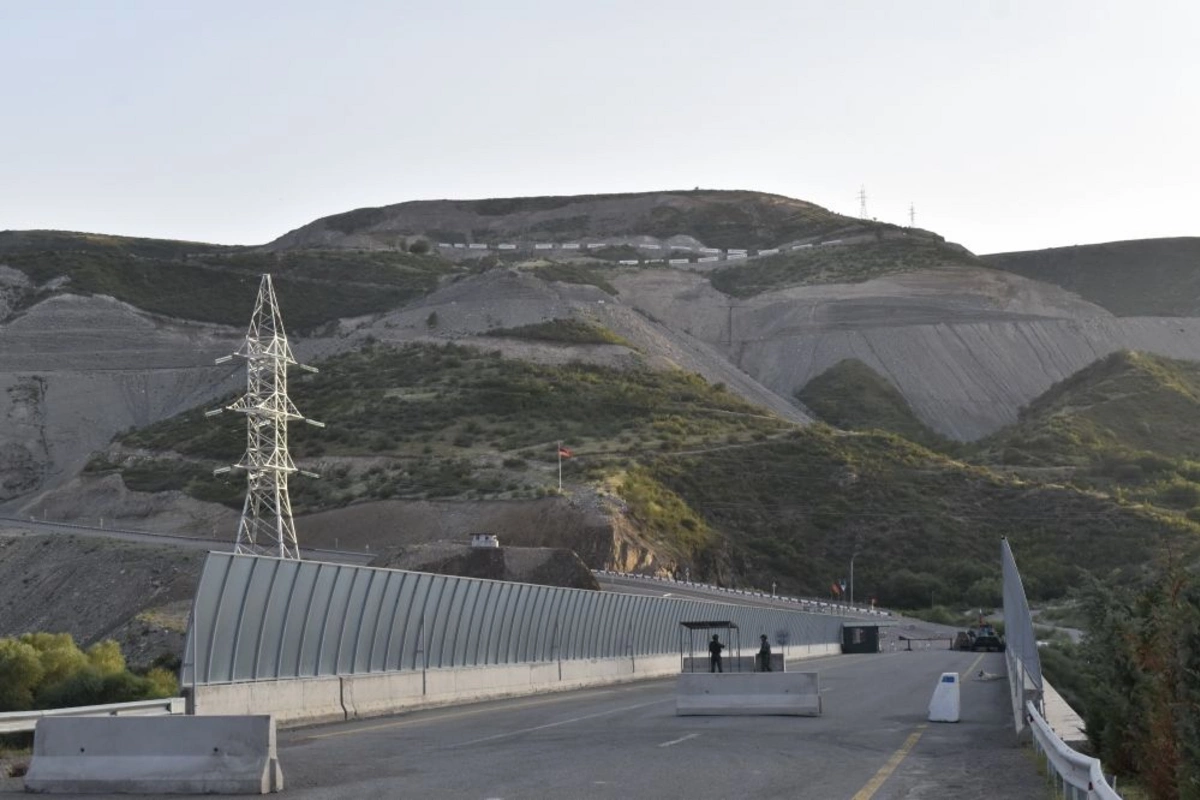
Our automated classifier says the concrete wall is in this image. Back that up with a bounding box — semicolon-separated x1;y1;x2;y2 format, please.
193;646;842;728
194;654;681;727
675;672;822;716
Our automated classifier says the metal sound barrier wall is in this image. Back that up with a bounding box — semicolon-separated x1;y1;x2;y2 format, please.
183;552;847;685
1001;537;1042;696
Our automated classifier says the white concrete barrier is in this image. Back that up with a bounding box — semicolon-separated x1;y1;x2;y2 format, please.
198;656;684;727
24;716;282;794
193;676;344;727
675;673;821;716
681;654;784;673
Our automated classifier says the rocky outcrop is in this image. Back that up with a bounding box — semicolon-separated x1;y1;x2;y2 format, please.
368;542;600;590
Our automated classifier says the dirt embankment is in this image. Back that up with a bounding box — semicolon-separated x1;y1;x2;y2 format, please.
368;542;600;590
294;489;674;574
0;531;203;668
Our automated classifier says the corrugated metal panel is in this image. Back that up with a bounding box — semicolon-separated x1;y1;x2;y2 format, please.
183;552;850;685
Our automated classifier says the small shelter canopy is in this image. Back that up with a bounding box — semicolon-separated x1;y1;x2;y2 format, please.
679;621;742;672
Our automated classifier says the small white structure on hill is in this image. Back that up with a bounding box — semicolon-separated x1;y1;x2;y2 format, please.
470;533;500;549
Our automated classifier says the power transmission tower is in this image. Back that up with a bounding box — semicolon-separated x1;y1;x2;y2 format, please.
909;202;916;228
858;185;868;220
209;274;324;559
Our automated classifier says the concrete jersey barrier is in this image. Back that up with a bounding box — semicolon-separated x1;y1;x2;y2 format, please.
675;672;821;716
24;715;283;795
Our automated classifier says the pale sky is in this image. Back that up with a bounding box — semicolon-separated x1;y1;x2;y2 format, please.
2;0;1196;255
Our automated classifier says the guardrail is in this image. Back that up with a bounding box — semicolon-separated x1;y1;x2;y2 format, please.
0;515;371;564
1026;700;1119;799
1002;539;1121;799
592;569;891;618
0;697;185;734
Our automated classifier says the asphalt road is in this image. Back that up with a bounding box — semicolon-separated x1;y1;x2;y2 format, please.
275;649;1041;799
0;649;1045;799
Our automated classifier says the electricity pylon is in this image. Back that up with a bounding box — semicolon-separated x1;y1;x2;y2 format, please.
208;274;323;559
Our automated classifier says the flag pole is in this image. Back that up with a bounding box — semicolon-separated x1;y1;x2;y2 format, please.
557;441;562;492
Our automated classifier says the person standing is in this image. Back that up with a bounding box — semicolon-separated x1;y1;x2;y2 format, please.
758;634;772;671
708;633;725;673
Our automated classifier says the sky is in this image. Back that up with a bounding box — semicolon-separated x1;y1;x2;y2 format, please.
1;0;1196;254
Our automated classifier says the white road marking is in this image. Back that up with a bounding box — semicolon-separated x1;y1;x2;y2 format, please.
658;733;700;748
452;698;672;747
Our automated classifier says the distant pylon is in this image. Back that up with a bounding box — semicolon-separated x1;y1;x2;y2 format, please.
858;185;868;220
208;274;324;559
909;202;916;228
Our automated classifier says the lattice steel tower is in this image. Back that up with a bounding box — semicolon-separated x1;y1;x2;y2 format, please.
209;274;323;559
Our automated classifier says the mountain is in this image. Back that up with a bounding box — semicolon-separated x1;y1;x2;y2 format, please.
983;237;1200;317
267;189;879;251
2;190;1199;610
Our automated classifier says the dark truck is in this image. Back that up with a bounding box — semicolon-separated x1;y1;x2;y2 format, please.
968;624;1006;652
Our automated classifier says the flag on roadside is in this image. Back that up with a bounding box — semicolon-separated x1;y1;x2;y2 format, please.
831;583;841;596
558;445;573;458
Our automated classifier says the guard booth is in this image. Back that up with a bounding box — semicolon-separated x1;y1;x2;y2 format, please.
680;621;743;672
841;623;881;654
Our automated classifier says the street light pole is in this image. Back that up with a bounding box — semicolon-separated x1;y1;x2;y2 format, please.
850;554;855;607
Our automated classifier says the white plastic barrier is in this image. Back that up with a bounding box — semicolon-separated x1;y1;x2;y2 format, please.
24;716;282;795
619;259;639;265
468;243;488;249
928;672;960;722
498;243;517;250
562;243;580;250
675;672;820;716
668;258;690;265
757;248;779;256
534;243;553;250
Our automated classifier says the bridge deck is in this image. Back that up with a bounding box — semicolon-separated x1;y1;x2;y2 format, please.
1;650;1049;798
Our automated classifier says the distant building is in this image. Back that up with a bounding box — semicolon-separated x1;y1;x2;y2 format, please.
470;533;500;549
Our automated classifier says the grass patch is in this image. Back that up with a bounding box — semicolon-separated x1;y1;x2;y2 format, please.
530;264;617;295
0;231;459;331
796;359;955;451
639;425;1195;604
971;351;1200;514
709;236;981;297
103;342;791;509
486;319;632;346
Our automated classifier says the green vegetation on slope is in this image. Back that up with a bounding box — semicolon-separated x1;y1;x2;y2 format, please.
708;235;981;297
1039;567;1200;800
796;359;951;450
486;319;632;347
300;190;872;250
0;633;176;713
983;237;1200;316
974;351;1200;516
0;230;458;330
530;263;617;295
639;426;1194;603
95;342;792;510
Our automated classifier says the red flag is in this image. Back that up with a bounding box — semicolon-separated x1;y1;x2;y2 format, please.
830;583;841;596
558;445;573;458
